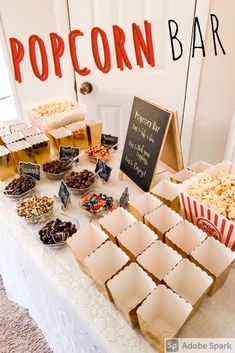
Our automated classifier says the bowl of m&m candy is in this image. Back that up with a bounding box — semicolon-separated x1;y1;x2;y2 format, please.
80;192;116;218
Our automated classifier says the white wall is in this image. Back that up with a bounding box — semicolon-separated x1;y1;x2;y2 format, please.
0;0;75;120
189;0;235;164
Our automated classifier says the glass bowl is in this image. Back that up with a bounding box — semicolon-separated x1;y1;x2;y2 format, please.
16;193;54;224
36;213;79;249
80;192;117;219
63;173;99;195
85;145;113;163
42;158;73;180
3;175;37;201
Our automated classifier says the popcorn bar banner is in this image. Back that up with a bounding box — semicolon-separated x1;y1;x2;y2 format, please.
8;15;226;83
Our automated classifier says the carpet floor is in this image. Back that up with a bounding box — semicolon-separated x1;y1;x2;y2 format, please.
0;276;53;353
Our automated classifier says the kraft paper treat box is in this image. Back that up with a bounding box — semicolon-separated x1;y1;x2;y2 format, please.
1;132;24;146
10;122;31;133
128;193;162;223
188;160;212;174
67;224;108;273
26;134;50;164
7;141;36;166
99;207;137;244
0;146;16;180
150;179;180;212
48;127;73;156
84;118;102;146
180;160;235;250
137;241;182;285
84;241;130;300
171;168;196;184
107;262;156;328
3;119;22;133
66;121;89;150
190;237;235;296
25;98;86;131
136;285;193;353
21;127;41;138
144;205;182;241
165;219;207;258
0;127;8;145
117;222;157;261
164;259;213;314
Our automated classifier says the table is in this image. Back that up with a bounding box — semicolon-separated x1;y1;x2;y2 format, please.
0;152;234;353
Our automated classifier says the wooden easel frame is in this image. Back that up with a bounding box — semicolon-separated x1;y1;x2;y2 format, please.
119;99;184;191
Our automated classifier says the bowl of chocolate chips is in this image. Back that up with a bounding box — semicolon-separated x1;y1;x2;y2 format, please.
42;159;72;180
4;175;37;200
64;169;98;194
38;214;78;249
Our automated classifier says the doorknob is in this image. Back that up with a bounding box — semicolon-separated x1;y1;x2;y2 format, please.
80;82;93;95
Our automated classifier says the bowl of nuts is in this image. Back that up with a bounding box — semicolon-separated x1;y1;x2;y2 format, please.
80;192;116;218
37;214;78;249
42;158;73;180
85;145;112;163
63;169;98;194
3;175;37;200
16;193;54;224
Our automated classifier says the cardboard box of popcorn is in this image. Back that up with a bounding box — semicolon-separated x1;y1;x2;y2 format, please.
25;98;86;131
180;160;235;250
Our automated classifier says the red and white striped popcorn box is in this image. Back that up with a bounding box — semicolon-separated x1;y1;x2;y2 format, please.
180;160;235;251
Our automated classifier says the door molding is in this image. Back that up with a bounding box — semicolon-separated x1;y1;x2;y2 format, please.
181;0;212;165
0;15;22;119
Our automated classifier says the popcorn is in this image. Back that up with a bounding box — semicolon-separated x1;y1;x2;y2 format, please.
32;100;78;117
188;172;235;222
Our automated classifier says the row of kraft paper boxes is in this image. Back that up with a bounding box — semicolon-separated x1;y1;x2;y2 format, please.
0;118;102;180
67;205;235;353
139;159;235;252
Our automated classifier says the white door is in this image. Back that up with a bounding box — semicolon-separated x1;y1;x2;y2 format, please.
68;0;209;157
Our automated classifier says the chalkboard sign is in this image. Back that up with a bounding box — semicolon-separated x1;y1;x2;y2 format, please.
101;134;118;150
59;146;80;160
58;181;70;209
119;187;129;209
95;159;112;182
19;162;41;181
120;97;174;192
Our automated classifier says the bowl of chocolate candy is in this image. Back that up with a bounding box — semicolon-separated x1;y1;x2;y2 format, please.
42;159;72;180
37;214;78;249
80;192;116;218
16;193;54;223
64;169;98;194
85;145;112;163
4;175;37;200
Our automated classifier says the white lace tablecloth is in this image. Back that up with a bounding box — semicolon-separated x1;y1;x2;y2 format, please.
0;153;234;353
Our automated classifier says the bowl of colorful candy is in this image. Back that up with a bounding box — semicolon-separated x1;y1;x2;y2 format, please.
85;145;112;163
80;192;116;218
37;214;78;249
16;193;54;223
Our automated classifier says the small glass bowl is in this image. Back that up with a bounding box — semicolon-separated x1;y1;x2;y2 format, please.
85;146;113;163
80;192;117;219
64;174;99;195
3;175;37;201
42;159;73;180
16;193;54;224
36;213;79;249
